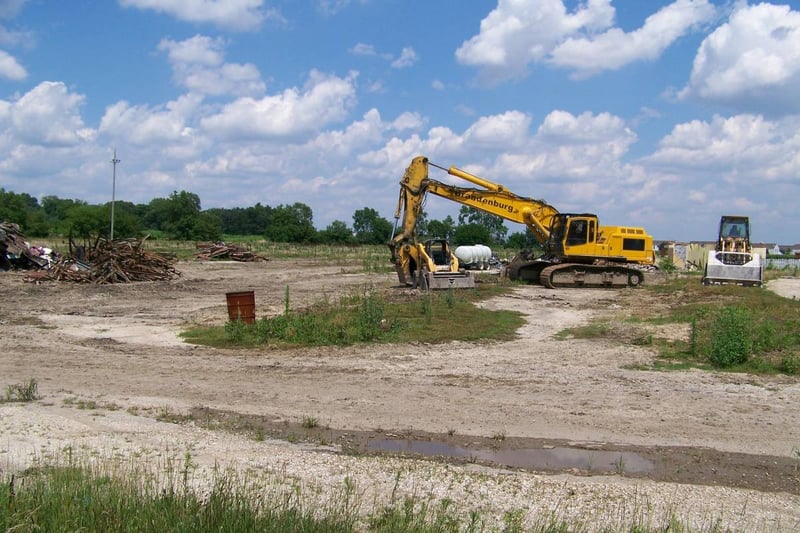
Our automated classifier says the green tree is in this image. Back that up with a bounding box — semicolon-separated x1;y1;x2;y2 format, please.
208;203;272;235
145;191;221;241
507;229;541;251
265;203;317;243
0;189;39;230
452;223;492;247
104;200;144;239
319;220;354;244
457;206;507;245
352;207;392;244
425;216;456;240
65;204;108;239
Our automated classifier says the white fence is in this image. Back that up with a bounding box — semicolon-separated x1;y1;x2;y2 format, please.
766;258;800;270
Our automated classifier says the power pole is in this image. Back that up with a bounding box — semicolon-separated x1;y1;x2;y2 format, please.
110;149;120;241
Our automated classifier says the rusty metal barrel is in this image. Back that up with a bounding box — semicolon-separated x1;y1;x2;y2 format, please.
225;290;256;324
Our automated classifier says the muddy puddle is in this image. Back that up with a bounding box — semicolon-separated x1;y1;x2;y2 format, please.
369;438;653;474
189;407;800;495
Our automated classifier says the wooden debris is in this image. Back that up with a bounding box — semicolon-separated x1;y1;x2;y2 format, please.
194;242;268;262
28;238;180;284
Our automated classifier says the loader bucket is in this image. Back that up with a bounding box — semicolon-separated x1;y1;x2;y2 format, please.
424;271;475;290
702;251;763;287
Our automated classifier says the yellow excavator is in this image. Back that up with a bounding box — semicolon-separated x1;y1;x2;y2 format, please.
389;156;656;289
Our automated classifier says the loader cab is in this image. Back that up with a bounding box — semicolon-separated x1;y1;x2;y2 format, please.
718;216;751;252
424;238;455;269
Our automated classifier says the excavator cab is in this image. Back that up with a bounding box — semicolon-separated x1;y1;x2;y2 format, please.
546;214;599;258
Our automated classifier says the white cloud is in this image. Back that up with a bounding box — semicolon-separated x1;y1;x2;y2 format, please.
159;34;225;66
0;49;25;80
350;43;377;56
390;112;424;132
302;108;386;158
1;81;94;146
119;0;280;31
679;3;800;114
157;35;265;97
99;93;204;146
0;0;27;19
645;114;798;182
456;0;713;83
391;47;417;69
463;110;531;149
551;0;715;78
316;0;368;16
431;79;444;91
200;70;358;139
317;0;351;16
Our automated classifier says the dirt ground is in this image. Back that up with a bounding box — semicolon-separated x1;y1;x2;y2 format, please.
2;259;800;531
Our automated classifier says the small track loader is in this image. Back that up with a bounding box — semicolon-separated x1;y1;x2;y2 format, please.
702;216;763;287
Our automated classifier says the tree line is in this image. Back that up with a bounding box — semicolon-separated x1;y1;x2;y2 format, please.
0;187;539;248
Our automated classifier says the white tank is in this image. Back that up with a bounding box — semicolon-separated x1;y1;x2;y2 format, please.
455;244;492;270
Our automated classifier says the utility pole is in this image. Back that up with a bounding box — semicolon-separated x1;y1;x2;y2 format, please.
110;149;120;241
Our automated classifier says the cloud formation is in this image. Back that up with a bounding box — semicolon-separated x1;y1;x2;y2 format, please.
158;35;265;97
456;0;714;82
679;3;800;114
119;0;279;31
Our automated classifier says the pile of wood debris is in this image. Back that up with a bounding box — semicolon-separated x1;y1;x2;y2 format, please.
194;242;268;262
26;238;180;284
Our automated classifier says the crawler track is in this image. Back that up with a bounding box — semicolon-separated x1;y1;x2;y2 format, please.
539;263;644;288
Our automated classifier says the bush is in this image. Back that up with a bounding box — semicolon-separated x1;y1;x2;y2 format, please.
657;257;677;273
708;307;752;368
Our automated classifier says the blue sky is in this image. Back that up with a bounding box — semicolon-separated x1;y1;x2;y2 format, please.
2;0;800;244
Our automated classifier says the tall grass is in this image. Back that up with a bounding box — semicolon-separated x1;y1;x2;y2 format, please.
1;461;358;532
0;456;737;533
183;285;524;348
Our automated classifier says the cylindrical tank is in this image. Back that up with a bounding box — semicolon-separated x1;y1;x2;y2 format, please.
455;244;492;270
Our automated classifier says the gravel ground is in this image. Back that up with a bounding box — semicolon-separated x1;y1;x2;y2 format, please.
2;262;800;531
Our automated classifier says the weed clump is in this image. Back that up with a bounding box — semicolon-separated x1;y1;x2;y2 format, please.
708;306;752;368
3;378;39;403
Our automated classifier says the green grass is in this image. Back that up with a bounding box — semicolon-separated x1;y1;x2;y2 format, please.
560;276;800;375
0;463;358;533
0;457;729;533
182;285;524;348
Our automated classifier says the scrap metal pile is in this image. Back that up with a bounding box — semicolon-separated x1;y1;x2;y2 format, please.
1;221;57;270
39;238;181;284
194;242;268;262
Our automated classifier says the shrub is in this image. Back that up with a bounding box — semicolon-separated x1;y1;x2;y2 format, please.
658;257;677;274
781;354;799;375
708;306;752;368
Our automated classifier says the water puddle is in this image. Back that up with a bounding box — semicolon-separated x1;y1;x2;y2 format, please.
368;439;654;474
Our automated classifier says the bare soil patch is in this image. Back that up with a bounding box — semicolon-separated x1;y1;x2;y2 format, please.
2;260;800;529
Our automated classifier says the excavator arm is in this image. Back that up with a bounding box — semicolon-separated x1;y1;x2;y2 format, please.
392;156;558;247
